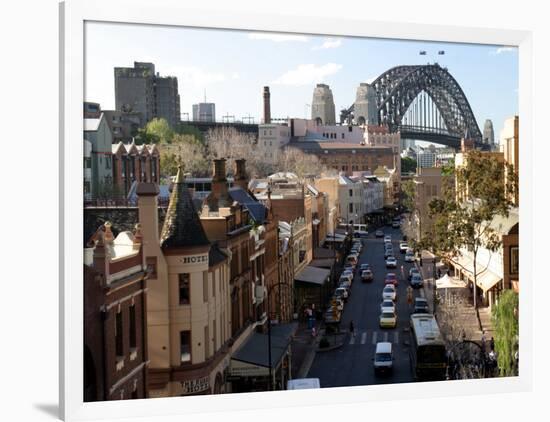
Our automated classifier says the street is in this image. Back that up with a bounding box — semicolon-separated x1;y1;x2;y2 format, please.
308;225;426;387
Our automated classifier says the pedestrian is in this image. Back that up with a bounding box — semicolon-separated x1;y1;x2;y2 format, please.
420;257;423;266
349;320;355;337
490;337;495;352
481;331;487;353
437;268;441;279
311;326;317;338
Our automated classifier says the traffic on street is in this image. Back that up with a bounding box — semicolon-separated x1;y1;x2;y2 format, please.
308;220;431;387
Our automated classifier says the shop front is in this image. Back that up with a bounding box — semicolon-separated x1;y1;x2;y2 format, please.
227;323;297;392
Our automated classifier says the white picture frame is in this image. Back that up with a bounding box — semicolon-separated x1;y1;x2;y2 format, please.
60;0;533;420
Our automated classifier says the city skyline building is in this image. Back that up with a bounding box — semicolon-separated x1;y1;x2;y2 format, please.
192;102;216;122
114;61;181;128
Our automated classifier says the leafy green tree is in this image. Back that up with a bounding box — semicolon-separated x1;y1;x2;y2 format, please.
422;151;518;309
176;123;205;144
401;156;417;174
137;118;174;145
491;290;519;376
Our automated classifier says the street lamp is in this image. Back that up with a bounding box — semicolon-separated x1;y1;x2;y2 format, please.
266;281;292;391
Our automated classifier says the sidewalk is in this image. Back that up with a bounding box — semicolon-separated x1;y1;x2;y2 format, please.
417;253;486;343
290;320;322;379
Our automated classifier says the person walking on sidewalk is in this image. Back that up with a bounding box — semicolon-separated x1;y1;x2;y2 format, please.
349;320;355;338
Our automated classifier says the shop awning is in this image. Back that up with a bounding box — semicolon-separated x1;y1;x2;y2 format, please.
229;323;298;377
294;266;331;286
310;258;335;269
454;255;502;292
436;274;467;289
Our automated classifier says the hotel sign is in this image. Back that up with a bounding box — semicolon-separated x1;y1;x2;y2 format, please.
179;254;208;265
181;376;210;394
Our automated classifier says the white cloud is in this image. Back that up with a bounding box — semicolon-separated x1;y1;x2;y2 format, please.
248;32;309;42
312;38;343;50
272;63;343;86
491;46;516;55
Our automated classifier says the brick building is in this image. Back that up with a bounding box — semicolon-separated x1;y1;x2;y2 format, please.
111;141;160;197
84;222;149;401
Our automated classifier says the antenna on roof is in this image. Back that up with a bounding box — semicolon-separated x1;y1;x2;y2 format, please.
204;89;207;103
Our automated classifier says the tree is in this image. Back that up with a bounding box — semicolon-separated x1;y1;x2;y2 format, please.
491;290;519;376
441;158;455;176
401;156;417;174
160;134;209;179
137;118;174;145
276;147;326;179
176;123;205;145
423;151;518;310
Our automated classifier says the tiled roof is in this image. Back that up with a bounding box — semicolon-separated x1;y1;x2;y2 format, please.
160;167;210;249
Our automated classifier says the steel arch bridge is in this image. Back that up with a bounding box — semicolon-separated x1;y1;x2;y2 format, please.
346;64;483;148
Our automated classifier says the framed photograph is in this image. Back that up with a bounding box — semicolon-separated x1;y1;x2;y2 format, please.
61;0;533;420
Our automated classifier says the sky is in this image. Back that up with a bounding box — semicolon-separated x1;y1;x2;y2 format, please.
84;21;518;143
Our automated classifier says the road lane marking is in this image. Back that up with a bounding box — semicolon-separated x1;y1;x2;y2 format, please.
383;332;389;342
372;331;378;344
349;335;355;345
394;331;399;344
361;331;367;344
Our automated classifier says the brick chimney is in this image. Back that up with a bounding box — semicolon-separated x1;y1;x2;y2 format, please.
233;159;249;191
136;181;160;248
205;158;231;211
263;86;271;124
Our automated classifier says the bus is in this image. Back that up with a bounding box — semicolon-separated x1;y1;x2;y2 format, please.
409;314;447;381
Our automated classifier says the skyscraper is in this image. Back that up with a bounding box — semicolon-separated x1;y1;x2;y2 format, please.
114;62;181;128
192;103;216;122
311;84;336;125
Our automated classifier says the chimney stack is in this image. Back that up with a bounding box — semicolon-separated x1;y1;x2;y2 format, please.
263;86;271;124
234;159;249;191
207;158;230;210
213;158;227;182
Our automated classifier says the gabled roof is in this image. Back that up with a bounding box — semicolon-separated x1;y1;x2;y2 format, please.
159;166;210;250
84;115;103;131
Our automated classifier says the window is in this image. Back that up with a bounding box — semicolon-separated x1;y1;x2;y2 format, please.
212;272;216;298
230;249;239;279
510;246;519;274
349;189;353;197
349;203;353;213
180;331;191;363
342;133;345;139
129;305;136;349
115;311;123;357
204;325;210;359
203;272;208;303
146;257;157;279
348;126;353;132
179;274;190;305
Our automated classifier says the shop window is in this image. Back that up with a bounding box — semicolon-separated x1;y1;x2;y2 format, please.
179;273;190;305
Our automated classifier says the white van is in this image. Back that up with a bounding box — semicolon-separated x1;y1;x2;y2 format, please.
286;378;321;390
373;342;394;375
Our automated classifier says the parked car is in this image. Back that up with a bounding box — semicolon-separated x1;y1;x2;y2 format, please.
384;235;392;243
375;230;384;238
410;273;423;288
331;297;344;311
342;269;354;277
384;248;394;259
392;221;400;229
413;297;430;314
354;230;369;238
360;263;370;271
346;254;358;266
343;264;355;274
338;279;352;290
334;287;349;301
385;256;397;268
380;299;395;313
399;242;409;253
373;342;394;375
324;308;341;324
405;250;415;262
382;285;397;301
408;267;420;280
361;269;374;282
379;310;397;328
339;273;353;284
384;273;398;285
